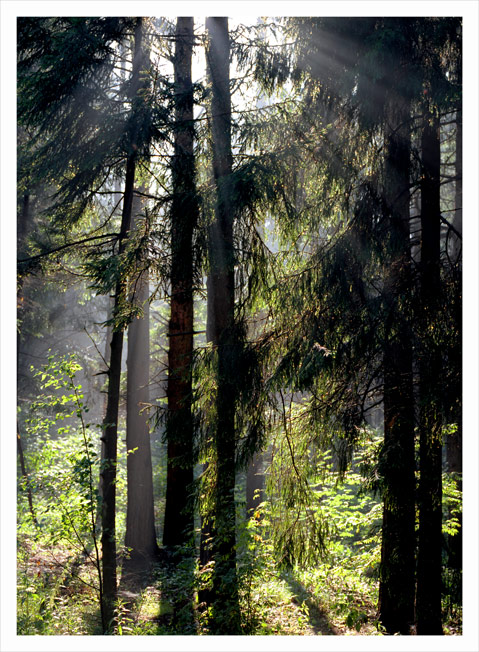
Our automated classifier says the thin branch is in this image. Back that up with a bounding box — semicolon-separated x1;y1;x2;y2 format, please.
18;234;119;265
439;214;462;240
84;327;109;370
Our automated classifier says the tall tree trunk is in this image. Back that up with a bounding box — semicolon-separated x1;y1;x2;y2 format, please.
205;16;241;633
17;424;37;526
378;97;416;635
123;191;158;573
246;451;264;517
446;100;462;590
17;191;37;526
416;111;443;635
100;18;145;631
451;61;462;266
163;17;197;549
198;292;214;601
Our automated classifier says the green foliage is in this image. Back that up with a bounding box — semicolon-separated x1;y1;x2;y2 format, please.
17;354;104;633
313;455;382;571
231;432;384;635
17;538;103;635
442;470;462;537
20;356;96;540
236;503;279;632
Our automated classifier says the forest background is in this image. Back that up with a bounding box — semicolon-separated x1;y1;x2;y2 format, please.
2;1;479;651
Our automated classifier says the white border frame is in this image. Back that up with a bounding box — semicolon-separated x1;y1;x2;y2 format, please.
2;3;478;651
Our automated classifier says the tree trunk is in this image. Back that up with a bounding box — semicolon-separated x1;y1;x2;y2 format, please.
198;294;214;601
246;451;264;517
17;191;37;526
100;17;145;631
416;111;443;635
378;97;416;635
162;17;197;549
205;16;241;633
451;63;462;266
123;191;158;573
17;425;37;525
446;101;462;590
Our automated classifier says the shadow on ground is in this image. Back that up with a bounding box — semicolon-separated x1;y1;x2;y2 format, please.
118;548;197;634
281;571;339;635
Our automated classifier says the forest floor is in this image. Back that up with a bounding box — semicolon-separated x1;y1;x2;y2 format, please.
117;571;378;636
18;538;379;635
17;537;461;636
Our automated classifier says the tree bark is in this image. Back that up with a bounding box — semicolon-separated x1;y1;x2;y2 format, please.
446;101;462;587
198;302;214;601
378;97;416;635
162;17;197;549
17;190;37;526
416;111;443;635
123;191;158;572
100;17;145;631
451;59;462;266
17;425;37;525
246;451;264;517
205;16;241;633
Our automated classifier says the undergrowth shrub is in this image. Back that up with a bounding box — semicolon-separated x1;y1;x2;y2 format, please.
17;354;104;634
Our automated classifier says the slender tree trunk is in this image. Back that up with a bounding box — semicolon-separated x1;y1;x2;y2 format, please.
123;191;158;572
198;297;214;601
100;18;145;631
17;193;31;260
17;191;37;526
451;65;462;266
246;452;264;517
416;111;443;635
96;297;113;533
205;16;241;633
163;17;197;549
378;97;416;635
446;101;462;589
17;425;37;525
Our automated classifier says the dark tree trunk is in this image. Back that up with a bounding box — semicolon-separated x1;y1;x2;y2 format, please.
205;16;241;633
378;98;416;635
17;189;33;316
198;305;214;602
17;191;37;526
17;193;31;261
123;192;158;573
451;65;462;266
446;101;462;588
100;18;145;631
416;111;443;636
163;17;197;549
17;425;37;526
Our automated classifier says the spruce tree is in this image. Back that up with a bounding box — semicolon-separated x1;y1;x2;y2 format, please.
378;92;416;635
205;16;241;633
415;108;443;635
100;17;150;628
415;19;461;633
163;16;198;550
124;188;159;575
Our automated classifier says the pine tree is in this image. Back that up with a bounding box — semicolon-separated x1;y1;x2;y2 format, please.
100;17;149;628
378;92;416;635
123;189;159;574
17;152;37;526
205;16;241;633
415;107;443;635
163;16;198;550
445;97;462;600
